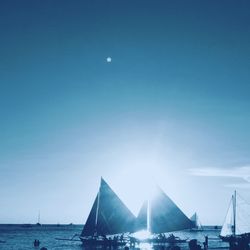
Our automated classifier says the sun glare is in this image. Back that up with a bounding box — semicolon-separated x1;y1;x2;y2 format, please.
133;230;151;241
139;243;152;250
108;162;169;216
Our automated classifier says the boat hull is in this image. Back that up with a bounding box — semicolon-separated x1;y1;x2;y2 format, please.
79;237;127;247
190;229;203;232
220;234;250;243
150;238;187;244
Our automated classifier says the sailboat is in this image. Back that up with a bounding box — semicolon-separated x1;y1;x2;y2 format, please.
36;211;41;226
80;178;136;245
134;186;191;243
220;191;250;242
190;212;203;231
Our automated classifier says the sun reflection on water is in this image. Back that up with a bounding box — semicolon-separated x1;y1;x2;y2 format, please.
139;242;153;250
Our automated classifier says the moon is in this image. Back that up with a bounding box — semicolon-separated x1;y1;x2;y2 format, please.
106;57;112;63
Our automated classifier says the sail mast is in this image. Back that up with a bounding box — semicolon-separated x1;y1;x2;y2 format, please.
147;199;150;232
195;213;197;227
233;190;236;236
94;180;101;234
38;210;40;224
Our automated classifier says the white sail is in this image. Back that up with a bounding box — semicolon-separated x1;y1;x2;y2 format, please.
220;191;250;237
235;193;250;235
190;213;203;229
220;196;234;237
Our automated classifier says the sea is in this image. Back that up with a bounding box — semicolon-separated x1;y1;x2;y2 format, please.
0;225;229;250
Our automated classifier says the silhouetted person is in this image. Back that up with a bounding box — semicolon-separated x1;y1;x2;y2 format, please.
108;237;112;249
120;234;124;242
203;236;208;250
189;239;202;250
33;239;40;247
112;236;118;249
129;237;136;248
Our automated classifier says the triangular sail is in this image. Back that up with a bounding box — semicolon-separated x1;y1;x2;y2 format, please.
221;194;236;237
235;193;250;235
81;178;136;237
220;191;250;237
135;186;191;233
150;186;191;233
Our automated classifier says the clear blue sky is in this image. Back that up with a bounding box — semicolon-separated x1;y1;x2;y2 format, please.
0;0;250;225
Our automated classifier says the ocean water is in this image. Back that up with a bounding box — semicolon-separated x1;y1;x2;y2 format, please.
0;225;229;250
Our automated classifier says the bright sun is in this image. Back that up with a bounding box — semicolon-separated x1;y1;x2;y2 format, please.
106;57;112;63
109;165;163;216
133;230;151;241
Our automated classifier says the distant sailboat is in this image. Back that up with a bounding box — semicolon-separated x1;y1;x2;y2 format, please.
36;211;41;226
80;178;136;244
190;212;203;231
220;191;250;241
135;186;191;236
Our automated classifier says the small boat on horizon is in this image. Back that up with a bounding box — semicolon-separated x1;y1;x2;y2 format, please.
189;212;203;232
36;211;42;226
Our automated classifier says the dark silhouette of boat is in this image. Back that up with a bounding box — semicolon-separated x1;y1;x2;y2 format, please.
133;185;191;244
135;186;192;234
148;234;188;244
79;178;135;246
220;191;250;249
79;178;191;246
36;211;42;226
80;235;127;247
165;235;187;244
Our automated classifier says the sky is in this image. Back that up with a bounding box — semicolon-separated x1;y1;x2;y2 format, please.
0;0;250;225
